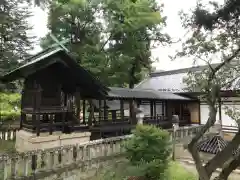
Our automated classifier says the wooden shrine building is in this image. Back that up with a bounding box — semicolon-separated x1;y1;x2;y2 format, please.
0;48;199;151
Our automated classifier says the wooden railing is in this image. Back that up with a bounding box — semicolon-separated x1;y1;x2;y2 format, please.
0;125;204;180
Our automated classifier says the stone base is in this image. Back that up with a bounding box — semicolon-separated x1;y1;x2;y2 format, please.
15;130;91;152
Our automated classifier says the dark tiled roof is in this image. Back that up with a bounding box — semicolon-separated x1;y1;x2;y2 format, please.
150;61;240;77
197;135;239;155
108;87;192;100
135;61;240;93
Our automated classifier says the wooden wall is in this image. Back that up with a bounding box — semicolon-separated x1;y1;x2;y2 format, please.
187;102;200;124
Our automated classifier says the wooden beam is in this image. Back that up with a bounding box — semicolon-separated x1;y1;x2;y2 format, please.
120;100;124;121
99;100;102;122
82;100;86;124
103;100;108;121
153;101;156;118
150;101;154;117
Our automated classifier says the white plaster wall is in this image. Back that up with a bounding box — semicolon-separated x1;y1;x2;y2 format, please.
200;97;240;128
139;103;163;116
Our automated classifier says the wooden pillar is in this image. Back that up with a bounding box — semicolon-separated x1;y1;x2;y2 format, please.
20;90;25;129
112;110;117;121
103;100;108;121
33;81;41;136
62;94;67;133
179;103;182;120
88;100;94;126
165;101;169;119
49;114;53;135
153;101;156;118
98;100;102;122
150;101;154;118
82;100;86;124
120;100;124;121
162;101;165;116
75;90;81;117
218;97;223;137
129;99;136;124
198;101;201;125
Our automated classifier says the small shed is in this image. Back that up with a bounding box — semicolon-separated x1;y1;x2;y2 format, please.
0;47;108;136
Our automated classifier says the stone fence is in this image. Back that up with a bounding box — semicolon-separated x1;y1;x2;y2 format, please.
0;128;18;141
0;125;204;180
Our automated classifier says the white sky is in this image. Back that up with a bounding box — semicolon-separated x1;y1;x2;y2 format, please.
28;0;224;71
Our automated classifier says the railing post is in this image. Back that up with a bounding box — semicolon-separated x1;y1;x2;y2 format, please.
10;155;17;179
3;155;9;180
23;154;29;176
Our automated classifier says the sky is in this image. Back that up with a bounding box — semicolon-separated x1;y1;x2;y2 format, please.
28;0;224;71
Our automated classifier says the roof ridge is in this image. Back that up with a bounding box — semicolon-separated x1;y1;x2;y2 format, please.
150;60;240;77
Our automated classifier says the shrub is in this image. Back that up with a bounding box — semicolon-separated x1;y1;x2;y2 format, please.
0;92;21;121
124;124;171;180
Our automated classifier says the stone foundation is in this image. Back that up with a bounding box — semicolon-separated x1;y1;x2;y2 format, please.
15;130;91;152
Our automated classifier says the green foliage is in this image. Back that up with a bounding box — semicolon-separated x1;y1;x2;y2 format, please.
41;0;169;87
0;0;33;90
0;140;16;153
124;124;171;180
0;92;21;121
93;160;196;180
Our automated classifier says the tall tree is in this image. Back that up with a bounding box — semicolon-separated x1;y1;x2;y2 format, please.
41;0;113;85
0;0;33;90
176;1;240;179
103;0;169;88
41;0;169;87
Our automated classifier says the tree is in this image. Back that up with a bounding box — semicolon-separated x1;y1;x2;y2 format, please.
102;0;169;88
41;0;113;85
0;0;33;90
175;1;240;180
41;0;169;87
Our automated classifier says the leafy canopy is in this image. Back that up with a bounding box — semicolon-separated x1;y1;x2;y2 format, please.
41;0;169;87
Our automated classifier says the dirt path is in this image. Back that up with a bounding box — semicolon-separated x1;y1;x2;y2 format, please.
178;160;240;180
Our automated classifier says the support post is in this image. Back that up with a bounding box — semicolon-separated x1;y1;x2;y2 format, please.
103;100;108;121
172;115;179;161
120;100;124;121
150;101;154;118
98;100;102;123
82;100;86;124
218;97;223;137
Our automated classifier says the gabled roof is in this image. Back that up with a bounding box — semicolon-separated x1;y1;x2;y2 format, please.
108;87;193;100
135;61;240;93
0;47;109;97
197;135;239;155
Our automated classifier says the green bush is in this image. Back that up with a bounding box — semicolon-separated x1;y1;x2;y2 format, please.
124;124;171;180
0;92;21;121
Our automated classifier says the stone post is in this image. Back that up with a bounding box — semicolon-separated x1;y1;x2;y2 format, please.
172;115;179;161
136;107;144;125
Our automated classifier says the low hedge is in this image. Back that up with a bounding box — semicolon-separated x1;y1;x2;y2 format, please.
0;92;21;121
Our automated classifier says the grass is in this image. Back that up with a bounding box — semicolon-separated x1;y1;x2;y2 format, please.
0;140;16;153
92;160;197;180
167;161;196;180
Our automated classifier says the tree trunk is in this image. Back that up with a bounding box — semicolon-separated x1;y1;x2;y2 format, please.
129;62;137;124
217;154;240;180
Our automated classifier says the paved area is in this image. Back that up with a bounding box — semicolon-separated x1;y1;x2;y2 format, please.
178;160;240;180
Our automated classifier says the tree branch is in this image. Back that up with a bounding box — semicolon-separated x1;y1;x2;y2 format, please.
205;130;240;176
209;47;240;81
217;152;240;180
